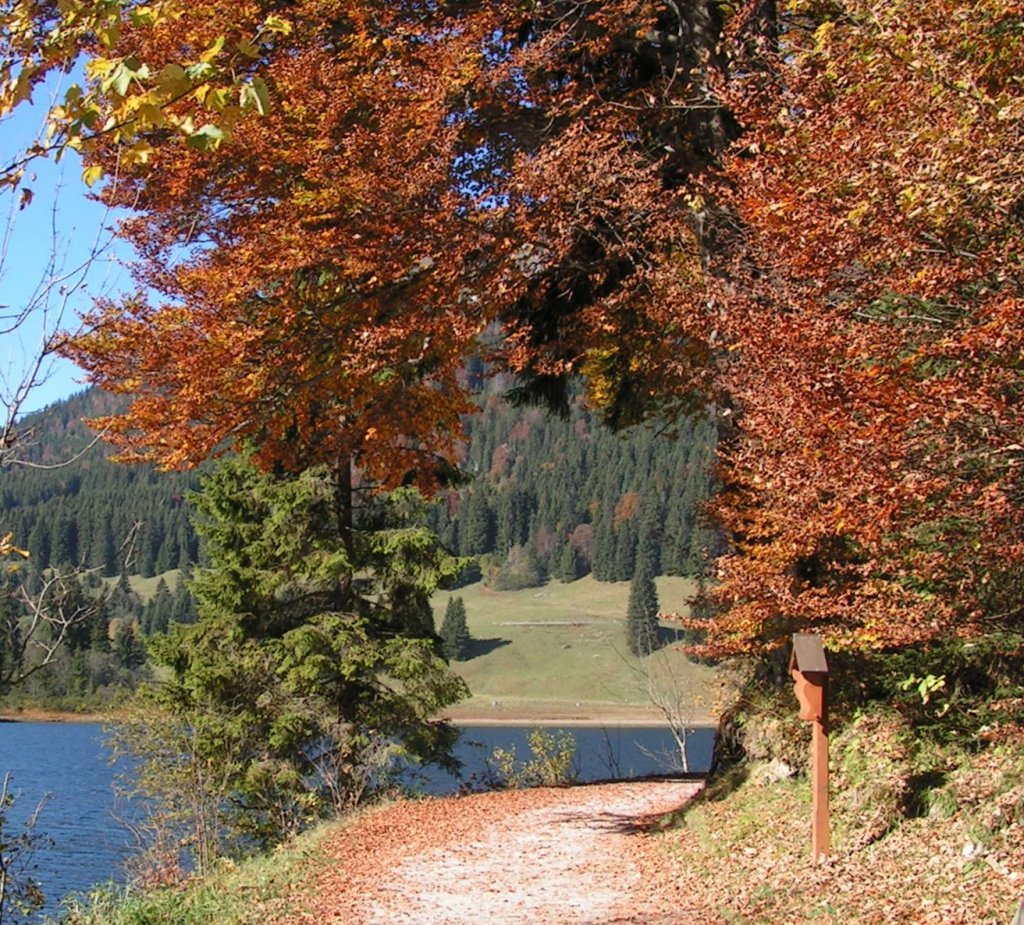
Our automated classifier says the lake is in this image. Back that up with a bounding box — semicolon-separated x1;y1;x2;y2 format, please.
0;720;714;921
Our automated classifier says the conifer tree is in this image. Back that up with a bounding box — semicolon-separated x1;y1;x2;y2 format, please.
109;568;142;622
171;572;198;625
556;541;582;584
128;456;467;855
90;599;112;653
0;583;23;694
113;622;147;670
142;578;173;636
626;533;660;656
439;596;471;662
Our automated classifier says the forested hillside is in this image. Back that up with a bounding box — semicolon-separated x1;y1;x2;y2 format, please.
0;382;714;704
2;384;715;590
0;388;201;578
430;377;718;588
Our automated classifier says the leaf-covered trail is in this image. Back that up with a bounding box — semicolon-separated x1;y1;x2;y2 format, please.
287;780;704;925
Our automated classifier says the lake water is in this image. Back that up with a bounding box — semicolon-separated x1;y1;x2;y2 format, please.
0;721;714;921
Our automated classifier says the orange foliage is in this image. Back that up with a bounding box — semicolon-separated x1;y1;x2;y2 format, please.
56;0;1024;656
688;0;1024;654
66;1;511;491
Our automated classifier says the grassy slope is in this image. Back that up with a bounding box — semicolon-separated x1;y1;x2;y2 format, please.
432;575;721;721
115;570;182;600
118;570;720;721
102;570;718;723
650;743;1024;924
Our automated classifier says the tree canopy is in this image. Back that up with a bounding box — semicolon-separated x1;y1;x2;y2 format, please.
693;0;1024;654
1;0;1017;661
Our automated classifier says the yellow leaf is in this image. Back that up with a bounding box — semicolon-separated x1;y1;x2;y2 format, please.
135;102;167;127
122;141;155;165
156;63;189;98
98;23;121;48
847;202;870;224
262;14;293;36
82;164;103;187
199;34;225;63
203;87;227;112
86;57;115;80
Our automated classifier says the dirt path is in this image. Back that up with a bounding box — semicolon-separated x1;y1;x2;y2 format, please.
287;780;703;925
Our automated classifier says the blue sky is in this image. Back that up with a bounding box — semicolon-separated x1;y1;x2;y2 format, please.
1;79;131;416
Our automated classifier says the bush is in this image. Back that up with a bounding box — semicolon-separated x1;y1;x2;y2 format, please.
490;728;579;788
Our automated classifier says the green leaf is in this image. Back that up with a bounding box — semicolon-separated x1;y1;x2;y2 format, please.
185;61;216;83
186;123;227;151
251;76;270;116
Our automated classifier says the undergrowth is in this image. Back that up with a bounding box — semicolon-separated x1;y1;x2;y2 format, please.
48;815;345;925
654;643;1024;925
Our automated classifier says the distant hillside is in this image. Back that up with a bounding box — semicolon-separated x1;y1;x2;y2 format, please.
427;376;718;589
0;384;716;709
1;381;716;589
0;387;202;578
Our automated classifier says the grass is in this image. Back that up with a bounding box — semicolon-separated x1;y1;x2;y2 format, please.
125;571;182;601
51;814;348;925
99;570;720;723
432;575;721;721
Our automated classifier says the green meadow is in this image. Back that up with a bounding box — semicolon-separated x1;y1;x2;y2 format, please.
431;576;719;722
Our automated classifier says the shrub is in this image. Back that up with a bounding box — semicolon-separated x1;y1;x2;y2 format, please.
490;728;579;788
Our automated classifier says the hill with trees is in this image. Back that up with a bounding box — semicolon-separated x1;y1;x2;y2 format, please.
0;388;202;579
2;383;716;592
0;382;714;708
429;376;718;589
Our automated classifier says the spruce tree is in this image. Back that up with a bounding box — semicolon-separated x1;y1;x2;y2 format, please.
132;456;467;853
143;578;173;635
626;539;660;656
171;572;198;625
556;540;581;583
439;596;471;661
113;622;147;669
90;599;112;653
0;583;23;694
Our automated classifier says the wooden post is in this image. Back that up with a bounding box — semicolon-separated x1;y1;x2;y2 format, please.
790;633;830;862
811;693;829;861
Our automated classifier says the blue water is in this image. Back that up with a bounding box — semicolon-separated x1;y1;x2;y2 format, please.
420;724;714;793
0;722;133;922
0;721;713;921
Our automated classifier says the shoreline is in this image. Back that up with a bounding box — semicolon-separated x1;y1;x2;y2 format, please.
0;708;111;724
442;698;717;728
3;705;717;728
442;711;716;728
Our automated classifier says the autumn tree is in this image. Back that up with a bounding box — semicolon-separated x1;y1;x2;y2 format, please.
55;0;742;485
671;0;1024;661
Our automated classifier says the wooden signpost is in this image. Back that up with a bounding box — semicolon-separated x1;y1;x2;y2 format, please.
790;633;830;862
